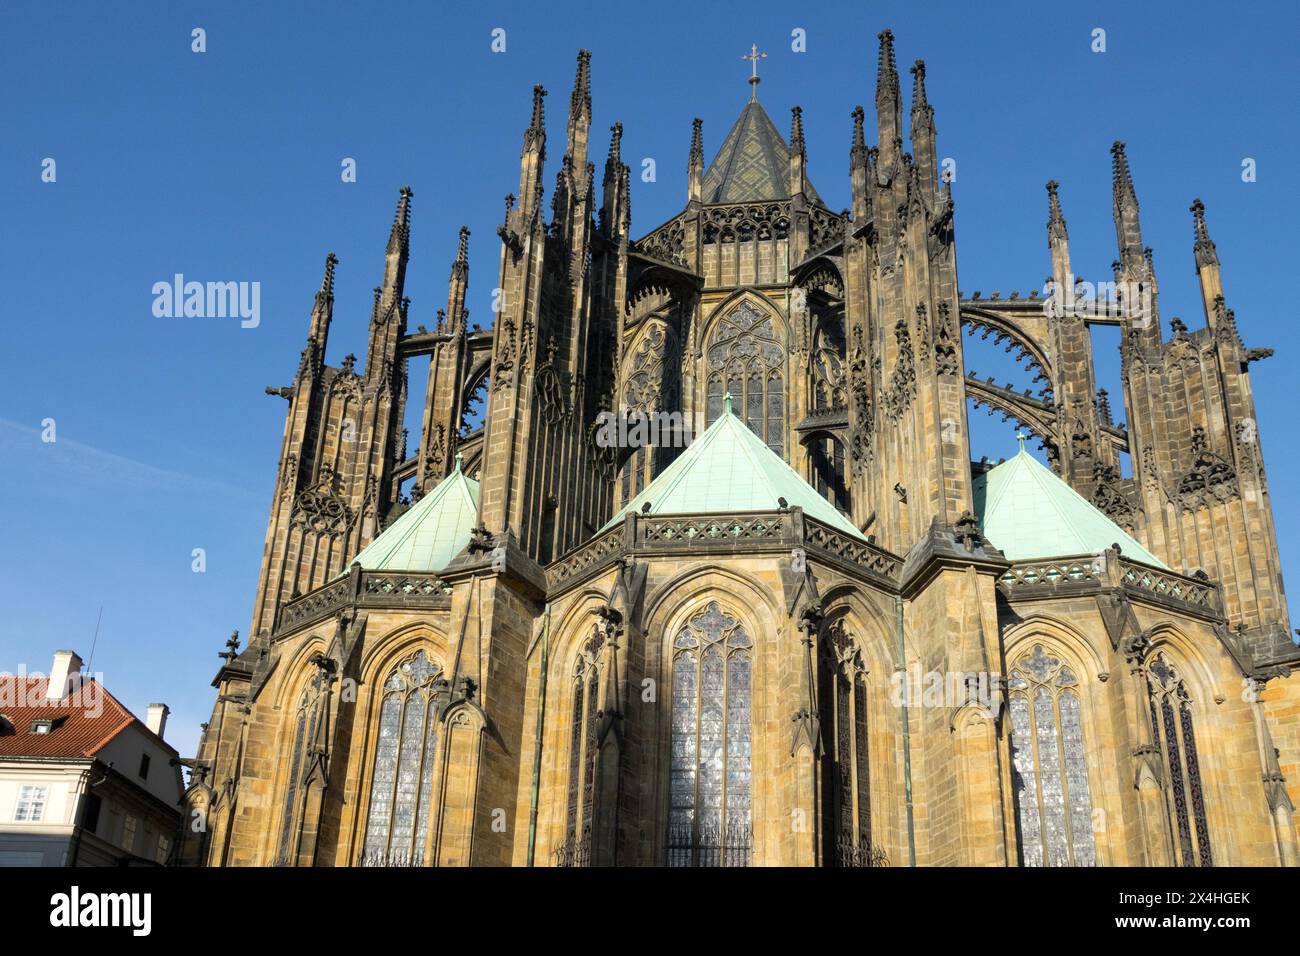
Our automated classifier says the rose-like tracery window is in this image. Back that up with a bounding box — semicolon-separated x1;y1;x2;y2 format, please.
1008;644;1096;867
666;602;753;867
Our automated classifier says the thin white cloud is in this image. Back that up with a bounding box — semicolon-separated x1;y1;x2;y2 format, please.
0;418;263;503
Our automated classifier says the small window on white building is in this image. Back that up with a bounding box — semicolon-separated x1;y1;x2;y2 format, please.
156;833;171;865
14;785;48;822
121;815;138;853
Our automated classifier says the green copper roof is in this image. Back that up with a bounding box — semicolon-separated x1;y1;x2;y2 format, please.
601;397;864;539
347;456;480;574
973;440;1167;568
701;99;823;205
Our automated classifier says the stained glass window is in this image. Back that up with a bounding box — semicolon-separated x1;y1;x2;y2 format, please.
1145;653;1212;866
275;670;327;866
360;650;442;866
705;301;786;456
819;621;877;866
666;602;753;866
558;632;605;866
1008;645;1096;866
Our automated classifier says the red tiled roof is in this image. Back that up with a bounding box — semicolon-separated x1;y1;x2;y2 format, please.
0;676;155;759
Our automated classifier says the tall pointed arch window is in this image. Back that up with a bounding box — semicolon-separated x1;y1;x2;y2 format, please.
705;301;785;457
556;631;605;867
618;320;680;506
1145;652;1212;867
360;650;443;866
275;668;327;866
819;620;878;866
1007;644;1097;867
666;602;753;867
811;436;850;514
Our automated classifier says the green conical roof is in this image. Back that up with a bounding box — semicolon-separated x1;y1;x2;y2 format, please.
347;456;480;573
601;397;863;539
701;99;823;205
972;440;1166;568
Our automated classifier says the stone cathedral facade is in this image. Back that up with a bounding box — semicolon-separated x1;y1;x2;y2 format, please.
181;32;1300;867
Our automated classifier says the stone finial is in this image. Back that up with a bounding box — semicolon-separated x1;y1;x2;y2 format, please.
1190;197;1219;269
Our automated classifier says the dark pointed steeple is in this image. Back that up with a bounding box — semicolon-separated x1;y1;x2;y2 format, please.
1046;181;1071;291
789;106;807;197
605;121;623;175
851;105;867;159
602;121;624;228
1046;180;1068;242
1191;198;1227;334
908;59;936;199
527;84;547;149
910;58;930;114
1111;141;1144;270
688;117;704;203
299;251;337;379
1191;198;1219;269
875;29;902;167
564;50;593;185
517;85;548;220
386;186;412;257
446;227;469;333
850;106;869;220
569;50;592;131
380;187;412;306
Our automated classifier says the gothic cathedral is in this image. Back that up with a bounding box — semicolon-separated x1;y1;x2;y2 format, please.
181;32;1300;867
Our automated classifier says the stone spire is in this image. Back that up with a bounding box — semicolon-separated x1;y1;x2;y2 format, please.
1191;198;1219;269
602;121;625;233
875;29;902;167
908;59;936;199
1110;141;1144;271
688;117;704;203
1191;198;1226;334
789;106;807;197
565;50;593;180
850;106;869;221
446;227;469;333
517;85;548;220
307;251;337;350
1046;180;1068;243
379;187;412;309
1045;181;1072;295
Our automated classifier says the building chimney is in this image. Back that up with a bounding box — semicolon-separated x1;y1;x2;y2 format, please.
145;703;169;740
46;650;83;702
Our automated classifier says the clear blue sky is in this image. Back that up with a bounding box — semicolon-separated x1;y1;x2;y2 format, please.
1;1;1296;759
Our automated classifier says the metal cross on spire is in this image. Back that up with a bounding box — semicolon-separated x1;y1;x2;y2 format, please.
742;43;767;101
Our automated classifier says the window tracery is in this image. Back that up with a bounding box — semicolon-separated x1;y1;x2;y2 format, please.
1007;644;1097;867
1145;652;1212;867
705;301;785;456
819;620;879;866
274;668;328;866
557;631;605;867
360;650;443;866
666;602;753;867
